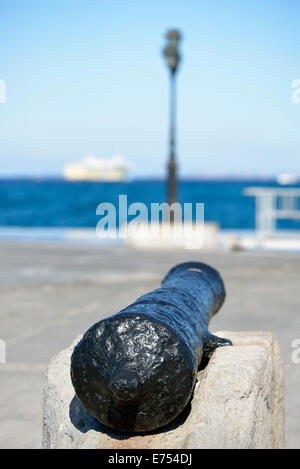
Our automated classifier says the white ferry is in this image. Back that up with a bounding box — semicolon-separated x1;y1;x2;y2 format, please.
63;155;130;182
276;173;298;186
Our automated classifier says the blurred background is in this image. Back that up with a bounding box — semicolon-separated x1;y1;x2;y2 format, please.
0;0;300;241
0;0;300;449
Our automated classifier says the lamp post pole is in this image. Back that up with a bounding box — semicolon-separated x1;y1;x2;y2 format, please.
168;68;177;206
163;29;182;210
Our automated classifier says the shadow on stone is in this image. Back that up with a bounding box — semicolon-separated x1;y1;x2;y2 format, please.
69;395;103;434
69;393;192;440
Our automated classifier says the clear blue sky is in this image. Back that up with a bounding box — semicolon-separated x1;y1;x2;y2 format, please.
0;0;299;177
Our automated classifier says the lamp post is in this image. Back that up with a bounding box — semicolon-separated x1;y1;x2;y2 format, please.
162;29;182;209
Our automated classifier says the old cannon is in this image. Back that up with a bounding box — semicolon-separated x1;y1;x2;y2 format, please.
70;262;231;432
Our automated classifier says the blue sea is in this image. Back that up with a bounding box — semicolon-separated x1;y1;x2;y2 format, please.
1;178;300;238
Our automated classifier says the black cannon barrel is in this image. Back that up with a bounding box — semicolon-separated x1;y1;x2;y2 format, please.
71;262;231;432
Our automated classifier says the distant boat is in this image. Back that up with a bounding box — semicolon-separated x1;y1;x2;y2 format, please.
63;155;130;182
276;173;299;185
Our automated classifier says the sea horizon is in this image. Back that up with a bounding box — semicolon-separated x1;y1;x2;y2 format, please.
0;174;297;182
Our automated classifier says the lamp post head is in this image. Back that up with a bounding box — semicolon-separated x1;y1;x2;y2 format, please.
163;29;182;75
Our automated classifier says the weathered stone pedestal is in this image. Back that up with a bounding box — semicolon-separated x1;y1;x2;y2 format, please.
42;331;285;449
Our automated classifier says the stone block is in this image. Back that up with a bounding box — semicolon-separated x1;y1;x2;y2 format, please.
42;331;284;449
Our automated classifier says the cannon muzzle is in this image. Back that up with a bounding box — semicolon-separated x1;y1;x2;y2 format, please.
70;262;231;432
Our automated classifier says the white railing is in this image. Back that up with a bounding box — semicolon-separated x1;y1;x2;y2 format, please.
244;187;300;234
